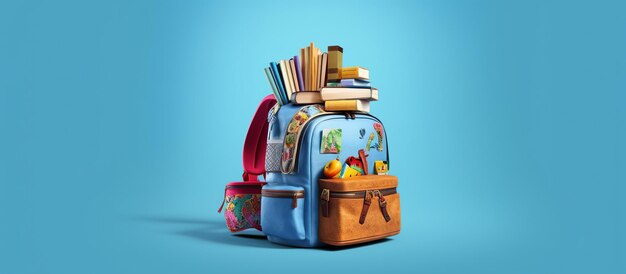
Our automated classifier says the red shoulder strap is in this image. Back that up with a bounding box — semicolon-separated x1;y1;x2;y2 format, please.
241;94;277;181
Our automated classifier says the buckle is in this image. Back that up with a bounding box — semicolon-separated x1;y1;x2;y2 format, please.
321;189;330;201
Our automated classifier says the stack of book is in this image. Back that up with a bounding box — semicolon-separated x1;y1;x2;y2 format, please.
322;66;377;112
263;42;328;106
264;43;379;112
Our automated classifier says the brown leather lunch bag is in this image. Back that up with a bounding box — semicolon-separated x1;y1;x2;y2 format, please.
318;175;401;246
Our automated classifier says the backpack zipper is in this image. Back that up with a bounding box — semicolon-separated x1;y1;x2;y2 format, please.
262;189;305;209
324;188;397;199
320;187;396;222
280;109;332;174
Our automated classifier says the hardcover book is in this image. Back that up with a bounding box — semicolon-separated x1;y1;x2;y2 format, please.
325;99;370;112
320;87;378;101
341;66;369;80
270;62;288;104
292;91;323;104
340;78;370;87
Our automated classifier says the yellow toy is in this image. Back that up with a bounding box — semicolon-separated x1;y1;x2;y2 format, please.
374;160;388;175
339;164;361;178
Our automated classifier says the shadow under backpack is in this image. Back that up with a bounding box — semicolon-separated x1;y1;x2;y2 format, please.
218;94;401;247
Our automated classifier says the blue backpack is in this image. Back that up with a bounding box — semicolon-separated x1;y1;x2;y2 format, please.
260;102;400;247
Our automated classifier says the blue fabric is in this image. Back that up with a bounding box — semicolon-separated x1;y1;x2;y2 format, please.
263;105;389;247
260;185;305;241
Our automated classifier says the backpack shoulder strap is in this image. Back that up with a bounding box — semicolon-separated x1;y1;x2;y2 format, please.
242;94;277;181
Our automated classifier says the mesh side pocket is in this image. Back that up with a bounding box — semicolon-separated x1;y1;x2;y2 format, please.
265;139;282;172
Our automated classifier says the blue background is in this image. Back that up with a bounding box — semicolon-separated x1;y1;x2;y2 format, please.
1;0;624;273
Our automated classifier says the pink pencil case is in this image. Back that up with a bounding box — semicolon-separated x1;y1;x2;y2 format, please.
218;181;265;232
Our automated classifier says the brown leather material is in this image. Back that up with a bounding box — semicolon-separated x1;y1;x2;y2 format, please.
321;199;330;217
321;189;330;217
320;175;398;192
377;191;391;222
358;150;369;175
321;231;399;246
319;175;401;246
291;194;298;208
358;191;372;224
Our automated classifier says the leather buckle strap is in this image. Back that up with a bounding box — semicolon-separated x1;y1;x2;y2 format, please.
320;189;330;217
359;190;373;224
359;190;391;224
376;190;391;222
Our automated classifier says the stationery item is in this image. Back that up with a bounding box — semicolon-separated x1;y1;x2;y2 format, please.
297;43;330;91
320;87;378;101
299;49;305;88
281;60;294;99
324;99;370;112
315;46;320;89
315;51;322;90
288;60;296;94
304;46;310;90
277;62;287;94
270;62;288;104
290;59;300;92
310;43;315;91
340;78;370;87
341;66;369;80
339;164;361;178
327;45;343;82
264;67;283;105
320;53;328;88
294;56;304;92
292;91;323;104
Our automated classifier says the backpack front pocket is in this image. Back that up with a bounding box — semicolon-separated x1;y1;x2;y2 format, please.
261;186;306;240
318;175;401;246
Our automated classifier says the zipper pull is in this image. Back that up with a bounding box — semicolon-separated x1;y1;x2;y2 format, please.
320;189;330;217
217;187;227;213
376;190;391;222
292;192;298;209
359;190;373;224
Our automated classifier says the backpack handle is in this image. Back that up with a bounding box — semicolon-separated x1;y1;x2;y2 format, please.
242;94;277;181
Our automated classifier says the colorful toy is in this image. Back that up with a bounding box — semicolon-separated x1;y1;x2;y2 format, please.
374;160;389;175
339;164;361;178
345;149;369;175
